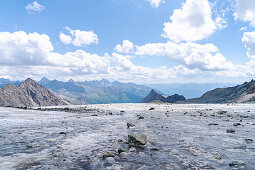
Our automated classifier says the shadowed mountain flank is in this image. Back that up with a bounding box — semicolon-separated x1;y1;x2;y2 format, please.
185;80;255;103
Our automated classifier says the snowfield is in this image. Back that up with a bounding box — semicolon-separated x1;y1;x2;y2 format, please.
0;103;255;169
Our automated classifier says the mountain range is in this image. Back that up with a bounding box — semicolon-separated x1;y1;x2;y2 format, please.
2;77;255;106
0;78;21;88
38;77;152;104
0;78;68;107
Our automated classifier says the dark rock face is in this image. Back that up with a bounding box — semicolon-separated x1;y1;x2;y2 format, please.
166;94;186;103
0;78;68;107
185;79;255;103
141;89;186;103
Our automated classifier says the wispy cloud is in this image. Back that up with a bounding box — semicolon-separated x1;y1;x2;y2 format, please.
145;0;164;8
26;1;45;14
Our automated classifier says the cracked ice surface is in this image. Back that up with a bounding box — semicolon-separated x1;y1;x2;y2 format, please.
0;103;255;169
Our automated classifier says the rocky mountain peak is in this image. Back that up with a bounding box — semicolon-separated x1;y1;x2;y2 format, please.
20;78;38;87
141;89;165;103
0;78;68;107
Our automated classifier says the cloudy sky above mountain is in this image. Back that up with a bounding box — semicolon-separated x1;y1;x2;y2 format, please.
0;0;255;84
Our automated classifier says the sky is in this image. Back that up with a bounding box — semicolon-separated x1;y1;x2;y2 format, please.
0;0;255;84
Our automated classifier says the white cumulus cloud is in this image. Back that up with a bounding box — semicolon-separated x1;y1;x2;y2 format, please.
242;31;255;59
162;0;217;42
59;32;72;45
135;41;233;71
0;31;53;65
25;1;45;14
114;40;134;53
59;27;99;47
0;31;109;76
234;0;255;27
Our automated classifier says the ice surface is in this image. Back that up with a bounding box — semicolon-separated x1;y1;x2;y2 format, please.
0;103;255;169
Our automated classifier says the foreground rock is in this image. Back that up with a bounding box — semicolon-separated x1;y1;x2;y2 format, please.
0;78;68;107
128;134;147;145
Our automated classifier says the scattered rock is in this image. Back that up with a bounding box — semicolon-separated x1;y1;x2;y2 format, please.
118;147;128;154
218;111;227;115
245;138;253;143
127;123;135;129
150;147;159;151
138;116;144;120
128;134;147;145
213;155;222;160
229;161;245;167
233;123;241;127
209;123;219;126
103;152;115;159
226;129;235;134
26;145;33;148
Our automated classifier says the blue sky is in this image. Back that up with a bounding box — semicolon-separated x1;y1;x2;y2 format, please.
0;0;255;84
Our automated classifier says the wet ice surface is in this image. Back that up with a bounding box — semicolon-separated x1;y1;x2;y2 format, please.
0;104;255;170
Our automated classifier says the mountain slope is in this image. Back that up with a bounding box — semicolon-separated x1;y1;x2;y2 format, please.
0;78;68;107
185;80;255;103
141;89;186;103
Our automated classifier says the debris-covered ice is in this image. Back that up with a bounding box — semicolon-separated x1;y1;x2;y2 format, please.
0;103;255;169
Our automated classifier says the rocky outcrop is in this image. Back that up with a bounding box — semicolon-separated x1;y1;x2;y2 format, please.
185;79;255;103
141;89;186;103
166;94;186;103
0;78;68;107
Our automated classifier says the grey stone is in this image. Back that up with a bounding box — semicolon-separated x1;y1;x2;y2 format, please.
128;134;147;145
